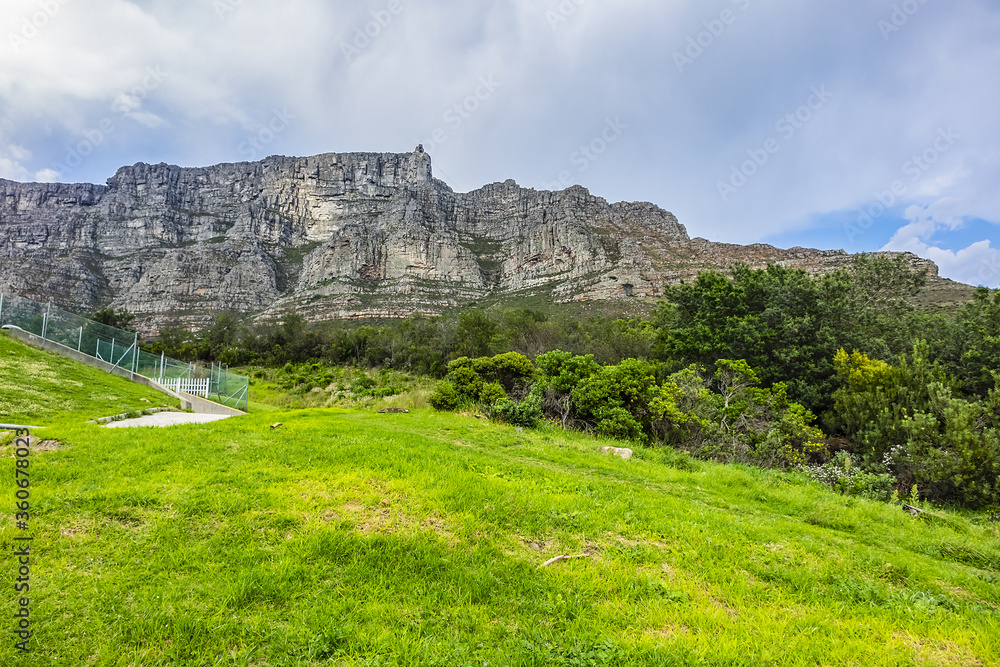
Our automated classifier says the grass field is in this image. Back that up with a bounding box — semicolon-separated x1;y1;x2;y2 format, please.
1;335;998;665
0;332;172;425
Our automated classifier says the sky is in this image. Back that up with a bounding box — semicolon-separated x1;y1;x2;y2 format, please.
1;0;998;288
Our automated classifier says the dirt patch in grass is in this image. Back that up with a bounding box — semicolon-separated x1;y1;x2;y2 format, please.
893;633;983;667
710;597;739;620
647;623;690;639
419;511;456;543
334;500;458;545
31;437;63;451
935;579;975;600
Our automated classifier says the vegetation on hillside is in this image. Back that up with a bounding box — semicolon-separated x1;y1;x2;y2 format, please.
2;312;999;664
1;407;998;665
0;332;170;424
131;256;1000;508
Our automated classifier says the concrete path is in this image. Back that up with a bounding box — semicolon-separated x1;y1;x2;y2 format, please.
103;412;234;428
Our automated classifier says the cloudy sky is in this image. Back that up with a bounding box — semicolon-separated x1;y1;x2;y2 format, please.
2;0;998;287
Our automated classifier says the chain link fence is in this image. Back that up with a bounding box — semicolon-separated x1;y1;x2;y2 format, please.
0;292;248;410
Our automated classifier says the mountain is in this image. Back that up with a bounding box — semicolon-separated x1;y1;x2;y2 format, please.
0;147;947;332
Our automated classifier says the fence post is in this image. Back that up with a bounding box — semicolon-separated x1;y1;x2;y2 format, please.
0;293;4;321
159;351;165;382
41;302;50;341
131;332;138;379
78;326;83;351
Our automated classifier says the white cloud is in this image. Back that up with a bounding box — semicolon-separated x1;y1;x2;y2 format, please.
33;167;60;182
0;0;997;257
0;143;60;182
882;201;1000;288
0;143;31;180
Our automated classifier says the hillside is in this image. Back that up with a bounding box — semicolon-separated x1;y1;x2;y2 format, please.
0;149;950;333
1;334;998;665
0;331;171;424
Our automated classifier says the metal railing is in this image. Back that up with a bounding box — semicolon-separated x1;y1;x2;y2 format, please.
0;293;248;410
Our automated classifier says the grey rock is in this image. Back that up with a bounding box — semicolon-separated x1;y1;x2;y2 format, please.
601;446;633;460
0;148;937;333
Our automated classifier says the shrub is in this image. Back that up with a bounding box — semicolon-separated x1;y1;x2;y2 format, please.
801;452;895;502
592;406;644;440
447;365;483;399
898;382;1000;507
429;381;460;411
571;358;659;439
479;381;507;405
490;390;543;428
489;351;537;390
535;350;601;392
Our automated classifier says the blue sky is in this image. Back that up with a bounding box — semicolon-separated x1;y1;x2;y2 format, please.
2;0;998;287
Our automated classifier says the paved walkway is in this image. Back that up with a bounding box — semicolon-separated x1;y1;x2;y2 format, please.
103;412;234;428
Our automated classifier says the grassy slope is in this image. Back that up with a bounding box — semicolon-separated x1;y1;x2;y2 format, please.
0;332;173;425
0;341;997;665
244;365;435;413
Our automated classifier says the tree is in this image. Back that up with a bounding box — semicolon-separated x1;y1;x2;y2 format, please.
91;306;137;332
454;310;497;359
831;341;951;463
953;287;1000;397
652;258;928;415
899;382;1000;507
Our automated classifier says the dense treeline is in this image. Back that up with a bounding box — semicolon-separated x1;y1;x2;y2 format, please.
144;255;1000;507
145;305;658;376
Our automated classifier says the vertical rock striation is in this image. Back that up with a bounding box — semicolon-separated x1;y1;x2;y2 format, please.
0;147;937;332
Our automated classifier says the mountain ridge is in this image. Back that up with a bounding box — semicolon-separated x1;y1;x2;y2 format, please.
0;147;946;333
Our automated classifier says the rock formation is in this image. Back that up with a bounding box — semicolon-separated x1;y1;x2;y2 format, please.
0;147;939;333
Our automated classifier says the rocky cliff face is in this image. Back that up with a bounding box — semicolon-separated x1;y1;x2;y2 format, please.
0;148;937;333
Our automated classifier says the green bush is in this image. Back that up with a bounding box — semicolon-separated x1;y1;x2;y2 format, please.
489;351;537;390
490;390;543;428
571;358;659;440
429;381;460;411
898;382;1000;507
801;452;895;502
535;350;601;393
438;352;536;409
592;406;644;440
351;374;377;396
834;343;1000;507
447;364;484;399
479;381;507;405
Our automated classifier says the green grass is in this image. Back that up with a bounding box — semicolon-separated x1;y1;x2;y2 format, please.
245;363;436;412
0;335;998;665
0;332;173;425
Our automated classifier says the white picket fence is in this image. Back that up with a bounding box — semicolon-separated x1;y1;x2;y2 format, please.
159;377;210;398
